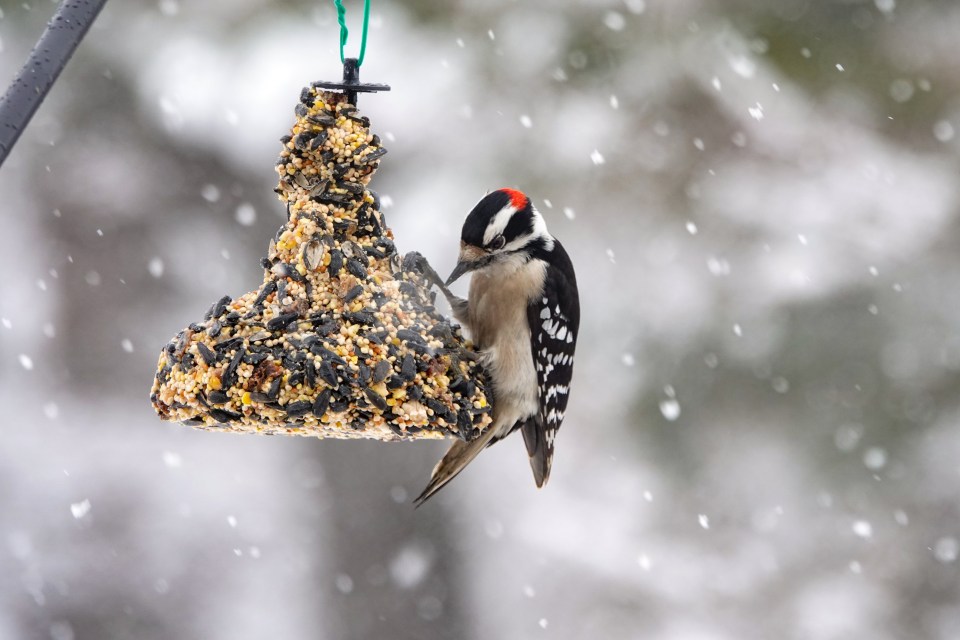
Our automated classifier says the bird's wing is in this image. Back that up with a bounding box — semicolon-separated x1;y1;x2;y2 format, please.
523;261;579;487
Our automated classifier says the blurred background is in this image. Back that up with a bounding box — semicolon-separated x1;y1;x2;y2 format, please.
2;0;960;638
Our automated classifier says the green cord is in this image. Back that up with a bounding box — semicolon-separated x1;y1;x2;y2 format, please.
334;0;371;66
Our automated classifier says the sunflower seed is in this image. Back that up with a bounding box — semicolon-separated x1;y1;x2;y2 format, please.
360;147;387;164
266;377;282;400
319;360;339;388
284;401;312;417
400;354;416;381
303;239;324;271
346;258;367;279
223;350;244;387
209;408;241;423
312;389;332;417
196;342;217;366
208;391;230;404
396;329;425;344
342;285;363;303
372;360;391;383
364;387;388;411
328;249;343;275
267;312;298;331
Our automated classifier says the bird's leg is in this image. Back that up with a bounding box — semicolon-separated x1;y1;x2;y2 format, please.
406;252;470;324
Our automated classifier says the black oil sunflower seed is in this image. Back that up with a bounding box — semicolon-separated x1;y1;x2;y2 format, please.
312;389;332;417
242;352;269;365
396;329;425;344
372;360;391;383
319;360;339;388
346;258;367;279
342;285;364;303
329;397;350;413
215;336;243;353
328;249;343;275
267;312;299;331
209;408;241;423
196;342;217;366
208;391;230;405
222;351;244;387
284;401;312;417
356;363;371;385
344;311;375;326
400;354;416;381
364;387;388;411
266;377;282;400
360;147;387;164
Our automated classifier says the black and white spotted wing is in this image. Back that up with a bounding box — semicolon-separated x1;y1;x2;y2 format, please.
522;240;579;487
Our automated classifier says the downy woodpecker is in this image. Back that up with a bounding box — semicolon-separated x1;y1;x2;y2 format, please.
414;188;580;504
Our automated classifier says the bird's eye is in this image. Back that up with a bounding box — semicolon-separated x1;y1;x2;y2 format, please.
490;235;506;250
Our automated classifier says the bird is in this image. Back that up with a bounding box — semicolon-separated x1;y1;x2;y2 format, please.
413;188;580;505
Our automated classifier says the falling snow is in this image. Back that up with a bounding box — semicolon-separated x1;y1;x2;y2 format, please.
603;11;626;31
852;520;873;539
70;499;91;519
934;537;959;563
1;3;956;637
875;0;896;13
933;120;955;142
235;202;256;226
148;257;165;278
863;447;888;470
162;451;182;468
659;398;681;421
201;184;221;202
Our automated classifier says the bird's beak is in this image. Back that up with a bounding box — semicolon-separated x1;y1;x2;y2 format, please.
445;260;473;285
446;244;485;285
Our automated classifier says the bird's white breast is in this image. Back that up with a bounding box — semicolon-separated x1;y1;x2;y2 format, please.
467;257;546;433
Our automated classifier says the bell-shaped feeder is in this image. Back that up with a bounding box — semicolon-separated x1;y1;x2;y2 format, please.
150;62;491;441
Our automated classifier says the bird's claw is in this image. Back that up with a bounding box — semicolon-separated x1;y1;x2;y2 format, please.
405;251;449;293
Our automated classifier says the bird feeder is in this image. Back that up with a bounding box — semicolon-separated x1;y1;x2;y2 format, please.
150;63;492;442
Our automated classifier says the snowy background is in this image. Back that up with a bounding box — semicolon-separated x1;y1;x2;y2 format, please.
2;0;960;638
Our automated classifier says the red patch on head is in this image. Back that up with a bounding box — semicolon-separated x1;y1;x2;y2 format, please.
499;188;528;210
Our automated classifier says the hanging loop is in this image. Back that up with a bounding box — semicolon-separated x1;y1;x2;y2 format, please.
334;0;371;67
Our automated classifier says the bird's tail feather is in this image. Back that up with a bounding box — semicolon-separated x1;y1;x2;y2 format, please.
520;418;551;488
414;427;499;507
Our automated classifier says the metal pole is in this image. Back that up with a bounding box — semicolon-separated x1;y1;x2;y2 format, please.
0;0;108;169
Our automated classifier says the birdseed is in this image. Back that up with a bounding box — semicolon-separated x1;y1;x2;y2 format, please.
150;88;491;442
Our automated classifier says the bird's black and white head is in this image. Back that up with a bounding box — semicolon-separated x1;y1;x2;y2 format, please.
446;188;555;284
